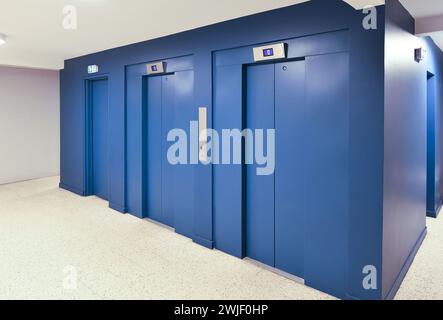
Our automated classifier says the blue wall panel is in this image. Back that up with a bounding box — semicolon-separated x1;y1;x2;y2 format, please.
107;67;126;212
213;65;244;257
274;60;305;278
126;70;144;216
304;52;349;298
424;38;443;218
383;0;443;299
346;6;385;301
170;70;195;237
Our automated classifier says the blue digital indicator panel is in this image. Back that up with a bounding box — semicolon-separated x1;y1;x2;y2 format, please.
151;65;158;72
263;48;274;57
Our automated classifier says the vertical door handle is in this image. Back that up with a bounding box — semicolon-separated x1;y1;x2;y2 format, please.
199;107;207;162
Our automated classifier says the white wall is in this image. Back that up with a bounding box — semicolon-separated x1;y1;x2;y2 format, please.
0;66;60;185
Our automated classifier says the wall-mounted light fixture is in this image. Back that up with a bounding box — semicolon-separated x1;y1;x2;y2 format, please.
0;33;7;46
415;47;426;63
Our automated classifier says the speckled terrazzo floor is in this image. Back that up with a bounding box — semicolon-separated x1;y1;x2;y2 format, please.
0;177;441;300
395;210;443;299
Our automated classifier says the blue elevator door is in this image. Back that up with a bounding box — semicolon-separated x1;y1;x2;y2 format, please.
161;74;175;227
145;71;194;236
146;74;175;227
246;64;275;267
246;60;305;275
91;79;109;200
171;70;195;237
146;76;163;222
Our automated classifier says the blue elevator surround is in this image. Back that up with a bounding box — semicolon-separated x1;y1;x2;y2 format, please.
63;0;443;300
142;65;195;237
244;55;348;295
382;0;442;298
213;33;349;297
90;78;109;200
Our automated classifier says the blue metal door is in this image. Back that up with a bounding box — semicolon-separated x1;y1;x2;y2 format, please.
146;76;163;222
91;78;109;200
145;71;194;236
246;64;275;267
161;74;175;227
217;47;349;297
145;74;175;226
246;60;305;275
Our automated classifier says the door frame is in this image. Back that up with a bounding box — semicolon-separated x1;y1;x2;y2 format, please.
125;55;194;218
212;30;349;258
84;75;109;197
426;71;437;216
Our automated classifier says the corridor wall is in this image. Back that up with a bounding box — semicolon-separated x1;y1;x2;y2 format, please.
0;66;60;185
423;36;443;218
383;0;443;299
60;0;420;299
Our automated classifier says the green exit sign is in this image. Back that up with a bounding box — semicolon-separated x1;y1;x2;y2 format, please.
88;65;99;74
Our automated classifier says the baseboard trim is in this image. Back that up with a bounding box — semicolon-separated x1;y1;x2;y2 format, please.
436;205;442;218
244;257;305;285
384;227;427;300
427;200;442;218
193;235;214;249
427;210;438;218
59;182;84;196
109;202;127;213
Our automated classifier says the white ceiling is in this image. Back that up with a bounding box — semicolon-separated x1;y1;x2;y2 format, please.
400;0;443;18
0;0;435;70
400;0;443;50
0;0;309;69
